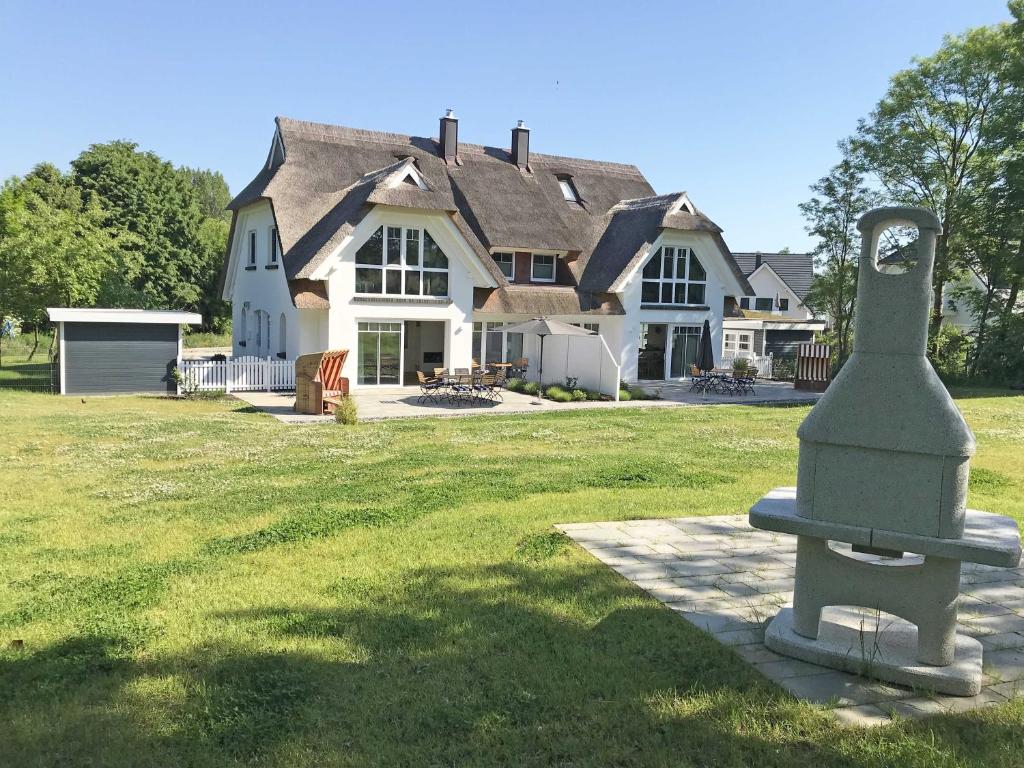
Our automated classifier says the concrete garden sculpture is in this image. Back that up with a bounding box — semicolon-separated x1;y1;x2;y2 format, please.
749;206;1021;695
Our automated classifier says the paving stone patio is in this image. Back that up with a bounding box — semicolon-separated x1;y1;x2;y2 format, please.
234;380;820;423
556;514;1024;727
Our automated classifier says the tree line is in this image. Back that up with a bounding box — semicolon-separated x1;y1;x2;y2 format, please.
800;1;1024;384
0;141;231;356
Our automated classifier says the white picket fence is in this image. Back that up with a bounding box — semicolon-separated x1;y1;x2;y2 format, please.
720;352;773;379
176;356;295;393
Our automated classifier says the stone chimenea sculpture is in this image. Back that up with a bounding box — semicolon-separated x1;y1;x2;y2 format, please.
750;207;1021;696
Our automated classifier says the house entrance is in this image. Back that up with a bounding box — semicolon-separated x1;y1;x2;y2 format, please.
403;320;446;384
357;322;401;386
669;325;701;378
638;323;667;379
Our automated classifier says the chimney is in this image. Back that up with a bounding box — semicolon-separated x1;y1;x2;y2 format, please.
511;120;530;169
755;252;763;270
439;109;458;163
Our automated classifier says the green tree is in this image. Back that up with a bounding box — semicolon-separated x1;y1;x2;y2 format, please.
70;141;206;312
181;167;232;221
851;23;1014;339
799;149;880;367
0;169;142;354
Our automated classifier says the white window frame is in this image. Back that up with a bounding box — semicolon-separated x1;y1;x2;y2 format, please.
268;226;279;265
247;230;257;267
640;246;707;306
531;253;556;283
354;226;450;298
569;322;600;334
356;320;404;387
754;297;773;312
558;178;579;203
493;252;515;280
724;331;752;353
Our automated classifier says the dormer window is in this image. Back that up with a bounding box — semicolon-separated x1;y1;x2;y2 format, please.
531;254;556;282
493;252;514;280
558;176;581;205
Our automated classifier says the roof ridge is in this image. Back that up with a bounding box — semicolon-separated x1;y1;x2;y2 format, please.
610;192;686;211
276;115;645;175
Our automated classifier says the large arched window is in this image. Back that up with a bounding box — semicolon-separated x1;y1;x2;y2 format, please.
355;226;449;297
278;313;287;358
641;246;707;305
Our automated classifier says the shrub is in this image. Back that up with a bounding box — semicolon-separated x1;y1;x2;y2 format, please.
564;376;579;389
522;381;540;396
505;377;524;392
585;389;603;401
773;357;796;381
629;386;652;400
731;357;750;373
334;396;358;425
571;389;587;402
618;389;632;401
545;385;573;403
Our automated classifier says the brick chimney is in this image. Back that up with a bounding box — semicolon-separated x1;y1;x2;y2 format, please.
439;109;458;163
755;252;763;270
511;120;530;169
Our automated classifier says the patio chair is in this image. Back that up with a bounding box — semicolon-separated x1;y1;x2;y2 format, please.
448;373;475;406
735;367;757;395
416;370;444;404
510;357;529;379
689;363;713;394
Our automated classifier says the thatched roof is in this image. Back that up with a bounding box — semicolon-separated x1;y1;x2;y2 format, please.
227;116;751;305
473;286;623;315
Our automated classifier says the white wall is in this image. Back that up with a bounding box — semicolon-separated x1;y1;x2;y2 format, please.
617;231;732;382
225;201;301;359
321;208;491;387
746;267;812;319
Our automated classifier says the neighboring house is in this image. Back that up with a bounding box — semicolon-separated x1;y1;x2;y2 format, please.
722;252;826;361
877;249;988;333
221;112;752;388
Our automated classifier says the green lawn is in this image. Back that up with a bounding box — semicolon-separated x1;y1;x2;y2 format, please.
0;390;1022;767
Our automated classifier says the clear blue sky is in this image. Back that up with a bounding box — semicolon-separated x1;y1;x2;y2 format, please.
0;0;1012;252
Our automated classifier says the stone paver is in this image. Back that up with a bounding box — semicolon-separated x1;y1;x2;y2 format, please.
557;513;1024;727
233;379;819;423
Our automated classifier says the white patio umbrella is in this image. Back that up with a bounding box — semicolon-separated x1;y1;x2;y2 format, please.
494;317;596;383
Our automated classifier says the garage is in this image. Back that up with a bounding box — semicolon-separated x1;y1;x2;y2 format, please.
48;308;202;395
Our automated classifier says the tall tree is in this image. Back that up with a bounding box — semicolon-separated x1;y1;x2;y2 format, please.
799;148;880;366
180;167;232;221
851;24;1014;338
71;141;205;311
0;168;142;349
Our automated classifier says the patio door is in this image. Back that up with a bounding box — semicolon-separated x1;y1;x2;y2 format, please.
357;322;402;386
669;325;701;378
638;323;667;379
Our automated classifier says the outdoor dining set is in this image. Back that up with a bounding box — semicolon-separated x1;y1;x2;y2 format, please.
415;358;528;407
688;363;758;396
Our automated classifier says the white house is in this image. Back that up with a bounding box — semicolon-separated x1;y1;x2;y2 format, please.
722;252;826;362
221;112;753;389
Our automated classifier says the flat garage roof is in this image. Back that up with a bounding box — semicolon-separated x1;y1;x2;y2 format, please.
47;308;203;325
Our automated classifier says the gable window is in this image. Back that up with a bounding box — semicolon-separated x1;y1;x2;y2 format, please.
739;297;750;309
355;226;449;297
247;231;257;267
755;298;773;312
531;254;555;282
268;227;279;266
570;322;600;334
779;298;789;311
493;252;514;280
640;246;707;305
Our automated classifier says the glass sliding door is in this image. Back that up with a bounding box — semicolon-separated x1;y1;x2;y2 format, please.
669;325;701;378
357;321;402;385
